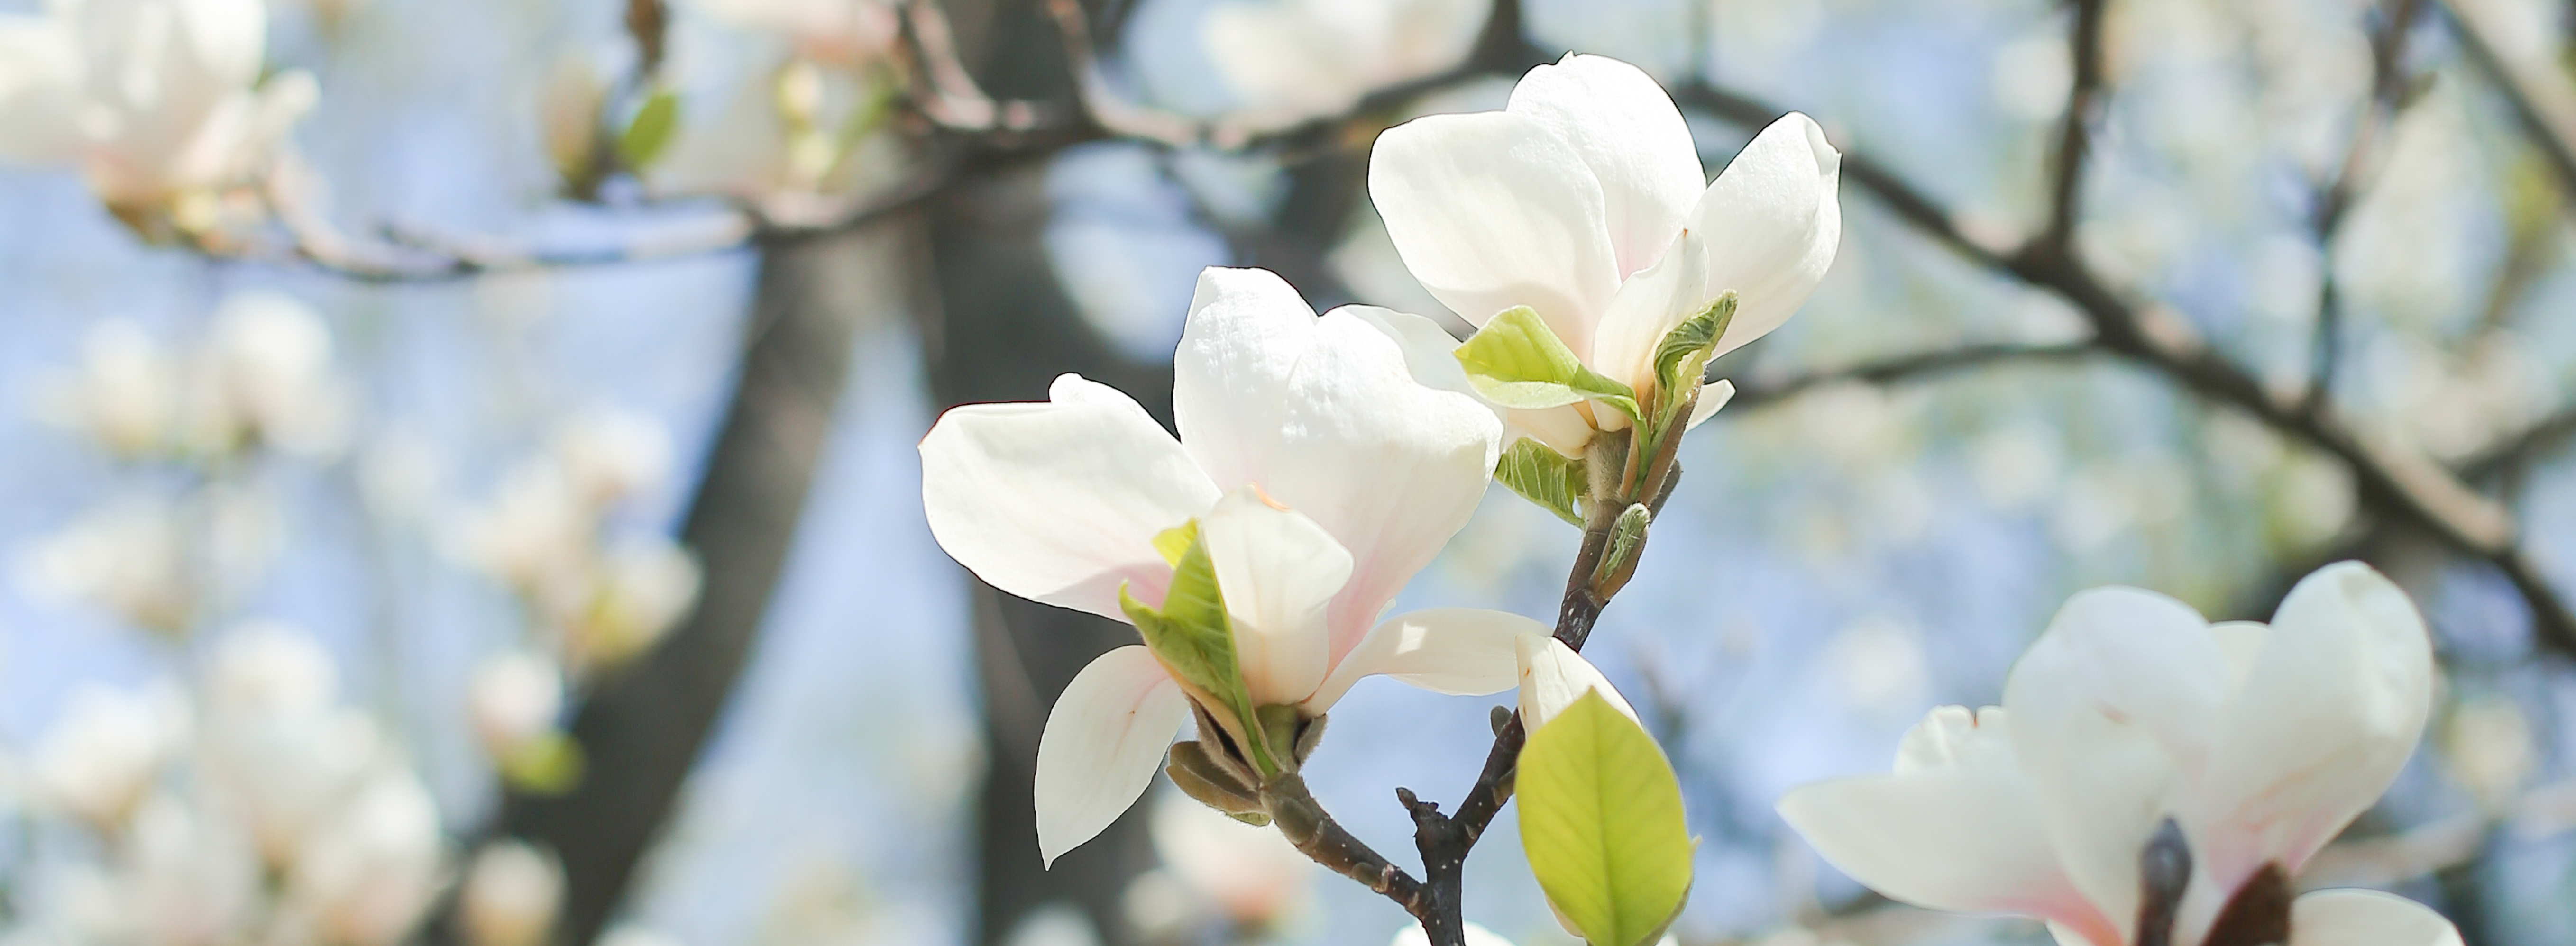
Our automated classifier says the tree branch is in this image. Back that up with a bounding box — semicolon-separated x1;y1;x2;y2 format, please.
2043;0;2110;254
2306;0;2427;410
2439;0;2576;201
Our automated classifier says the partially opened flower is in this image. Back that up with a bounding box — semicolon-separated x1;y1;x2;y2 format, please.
921;265;1539;864
1514;631;1636;731
1369;54;1841;455
0;0;317;233
1778;562;2458;946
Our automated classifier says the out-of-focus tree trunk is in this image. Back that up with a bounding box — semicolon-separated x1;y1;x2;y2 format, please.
918;3;1175;943
495;224;882;946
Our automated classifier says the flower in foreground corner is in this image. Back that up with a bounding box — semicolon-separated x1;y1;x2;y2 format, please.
0;0;318;236
1778;562;2458;946
1369;54;1841;455
921;266;1543;865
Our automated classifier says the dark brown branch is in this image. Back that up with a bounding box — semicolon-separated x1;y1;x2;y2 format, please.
2306;0;2426;409
2042;0;2109;253
1687;82;2576;657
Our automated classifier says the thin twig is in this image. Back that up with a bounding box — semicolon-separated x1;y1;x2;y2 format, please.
2305;0;2427;411
2042;0;2109;254
2439;0;2576;200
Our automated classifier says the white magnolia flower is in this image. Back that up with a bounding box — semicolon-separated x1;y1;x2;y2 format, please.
460;840;564;946
1149;791;1312;926
1513;631;1636;731
1777;563;2458;946
205;291;349;458
61;792;265;946
17;493;194;633
0;0;317;217
1200;0;1492;133
32;319;178;459
1369;54;1842;454
30;681;191;829
569;536;700;666
467;651;565;760
920;265;1536;864
283;771;444;946
199;623;386;867
553;408;674;509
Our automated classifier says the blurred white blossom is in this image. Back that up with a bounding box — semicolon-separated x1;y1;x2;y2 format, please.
35;297;350;462
29;682;190;830
468;650;566;762
1199;0;1492;133
0;0;317;232
461;841;564;946
1147;791;1313;928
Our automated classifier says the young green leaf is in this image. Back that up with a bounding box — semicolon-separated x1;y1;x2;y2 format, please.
617;87;681;170
1496;438;1589;526
1651;291;1738;402
1454;306;1641;419
1519;690;1694;946
1118;530;1275;776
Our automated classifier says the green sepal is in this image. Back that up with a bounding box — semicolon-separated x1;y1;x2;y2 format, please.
1151;520;1199;568
1454;306;1641;420
616;86;680;170
1118;530;1278;778
1518;691;1694;946
1167;740;1268;823
1650;291;1739;404
1496;438;1589;526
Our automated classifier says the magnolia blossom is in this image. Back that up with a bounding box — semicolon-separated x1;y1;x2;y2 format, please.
53;793;264;946
1778;563;2458;946
198;623;392;868
921;266;1540;864
468;651;566;760
34;296;350;461
1199;0;1492;133
459;841;565;946
29;682;191;829
1369;54;1842;454
0;0;317;221
283;772;445;946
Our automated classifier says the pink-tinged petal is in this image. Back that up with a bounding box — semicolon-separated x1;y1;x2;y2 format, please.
2288;889;2462;946
1259;313;1503;662
1778;772;2121;946
1514;633;1636;730
920;374;1221;622
1369;109;1620;355
1174;267;1317;493
1035;646;1192;867
1302;607;1540;712
1198;487;1349;708
2005;585;2231;934
1503;54;1705;278
2196;563;2433;891
1689;113;1843;361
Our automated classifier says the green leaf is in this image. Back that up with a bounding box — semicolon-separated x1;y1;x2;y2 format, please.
1454;307;1640;419
1152;520;1199;568
1119;531;1275;776
617;87;681;170
1650;291;1738;402
1496;438;1588;526
1519;691;1693;946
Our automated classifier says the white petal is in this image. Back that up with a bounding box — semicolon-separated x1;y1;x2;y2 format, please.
0;16;83;164
1302;607;1540;712
1035;646;1191;867
1690;113;1843;361
2004;585;2231;934
1254;312;1504;662
1503;54;1705;278
921;374;1221;621
1332;304;1486;409
1509;404;1598;456
1589;227;1710;392
1199;486;1350;708
2195;563;2433;891
1686;379;1734;430
1368;109;1620;354
1892;704;2016;775
1514;633;1637;731
1778;772;2121;944
1174;267;1317;494
2288;889;2462;946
